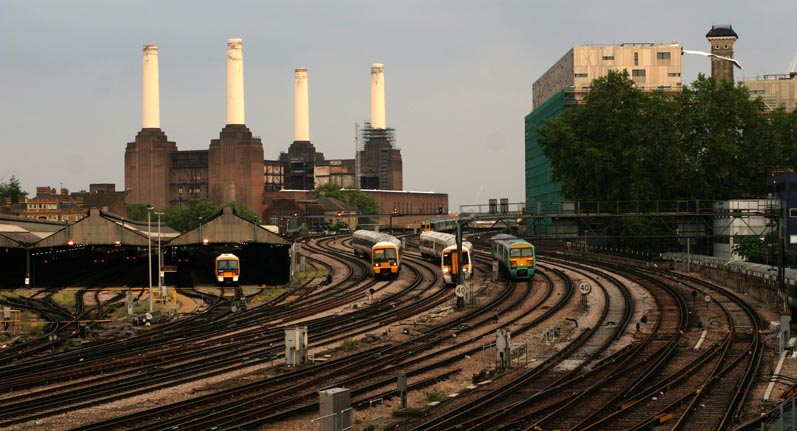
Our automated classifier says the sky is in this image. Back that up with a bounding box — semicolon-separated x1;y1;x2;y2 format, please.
1;1;796;212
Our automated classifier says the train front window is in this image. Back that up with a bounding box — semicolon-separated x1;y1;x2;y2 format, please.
218;260;238;271
443;253;452;266
373;248;396;262
510;247;533;257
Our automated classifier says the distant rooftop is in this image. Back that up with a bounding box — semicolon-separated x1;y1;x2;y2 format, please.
706;25;738;39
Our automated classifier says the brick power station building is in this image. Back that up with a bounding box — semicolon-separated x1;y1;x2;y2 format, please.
125;40;441;225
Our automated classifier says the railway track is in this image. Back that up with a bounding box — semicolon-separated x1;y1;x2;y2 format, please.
0;239;779;431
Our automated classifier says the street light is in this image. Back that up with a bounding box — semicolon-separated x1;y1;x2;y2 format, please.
772;178;786;306
146;205;154;312
677;227;690;272
155;211;164;300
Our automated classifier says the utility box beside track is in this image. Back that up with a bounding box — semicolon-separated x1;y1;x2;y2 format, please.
318;387;351;431
285;326;308;367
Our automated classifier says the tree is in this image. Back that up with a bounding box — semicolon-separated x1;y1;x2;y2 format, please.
165;199;221;232
674;75;769;200
538;71;779;202
312;184;379;224
731;236;767;263
126;203;151;222
0;176;28;203
539;70;683;201
536;71;790;250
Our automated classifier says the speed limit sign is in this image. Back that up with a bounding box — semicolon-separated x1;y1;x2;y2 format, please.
455;285;466;297
578;282;592;295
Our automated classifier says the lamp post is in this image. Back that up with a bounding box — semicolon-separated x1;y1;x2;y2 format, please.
686;236;691;273
771;176;787;310
584;230;588;253
146;205;154;312
155;211;164;299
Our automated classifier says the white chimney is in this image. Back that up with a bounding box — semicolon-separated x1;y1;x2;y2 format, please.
142;44;160;129
226;38;245;125
294;68;310;141
370;64;386;129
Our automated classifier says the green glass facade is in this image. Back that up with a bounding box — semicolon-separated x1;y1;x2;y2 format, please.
525;90;567;217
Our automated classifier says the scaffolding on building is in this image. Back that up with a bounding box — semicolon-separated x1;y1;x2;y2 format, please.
355;122;397;190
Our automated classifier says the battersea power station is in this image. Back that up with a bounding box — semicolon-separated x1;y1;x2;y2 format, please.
125;39;445;224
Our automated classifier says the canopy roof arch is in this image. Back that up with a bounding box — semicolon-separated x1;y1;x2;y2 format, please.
168;206;289;246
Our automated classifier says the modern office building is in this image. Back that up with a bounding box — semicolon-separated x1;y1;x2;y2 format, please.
525;43;683;218
741;73;797;113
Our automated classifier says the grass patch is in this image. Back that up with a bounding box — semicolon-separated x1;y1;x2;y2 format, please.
341;338;359;351
424;388;445;402
249;286;290;304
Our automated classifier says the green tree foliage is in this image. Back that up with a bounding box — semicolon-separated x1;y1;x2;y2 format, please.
0;176;28;203
312;184;379;223
538;71;781;202
127;199;259;233
164;199;222;232
731;236;767;264
537;71;797;251
126;203;151;222
674;75;769;199
763;107;797;177
539;71;674;201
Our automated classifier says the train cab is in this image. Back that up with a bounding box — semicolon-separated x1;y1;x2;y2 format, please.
215;253;240;286
372;241;401;279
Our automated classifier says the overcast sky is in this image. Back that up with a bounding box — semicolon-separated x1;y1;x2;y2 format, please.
2;1;795;212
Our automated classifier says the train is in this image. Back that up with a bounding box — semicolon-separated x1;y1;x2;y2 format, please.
419;231;473;285
352;230;403;279
215;253;240;286
420;218;458;232
490;233;536;280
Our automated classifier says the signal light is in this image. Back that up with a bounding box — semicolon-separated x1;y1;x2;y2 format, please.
393;208;398;215
438;207;444;214
293;211;299;217
67;240;75;247
337;211;342;217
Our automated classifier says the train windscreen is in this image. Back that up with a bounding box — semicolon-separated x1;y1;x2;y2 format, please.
510;247;533;257
373;248;397;262
218;260;239;270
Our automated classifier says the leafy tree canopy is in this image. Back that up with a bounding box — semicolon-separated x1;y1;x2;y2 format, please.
731;236;767;264
537;71;797;202
312;184;379;221
0;176;28;203
127;199;260;232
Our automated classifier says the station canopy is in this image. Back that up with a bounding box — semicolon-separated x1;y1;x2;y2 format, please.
168;206;289;246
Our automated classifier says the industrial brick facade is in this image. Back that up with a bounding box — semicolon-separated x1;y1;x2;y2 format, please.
124;128;177;209
207;124;264;212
